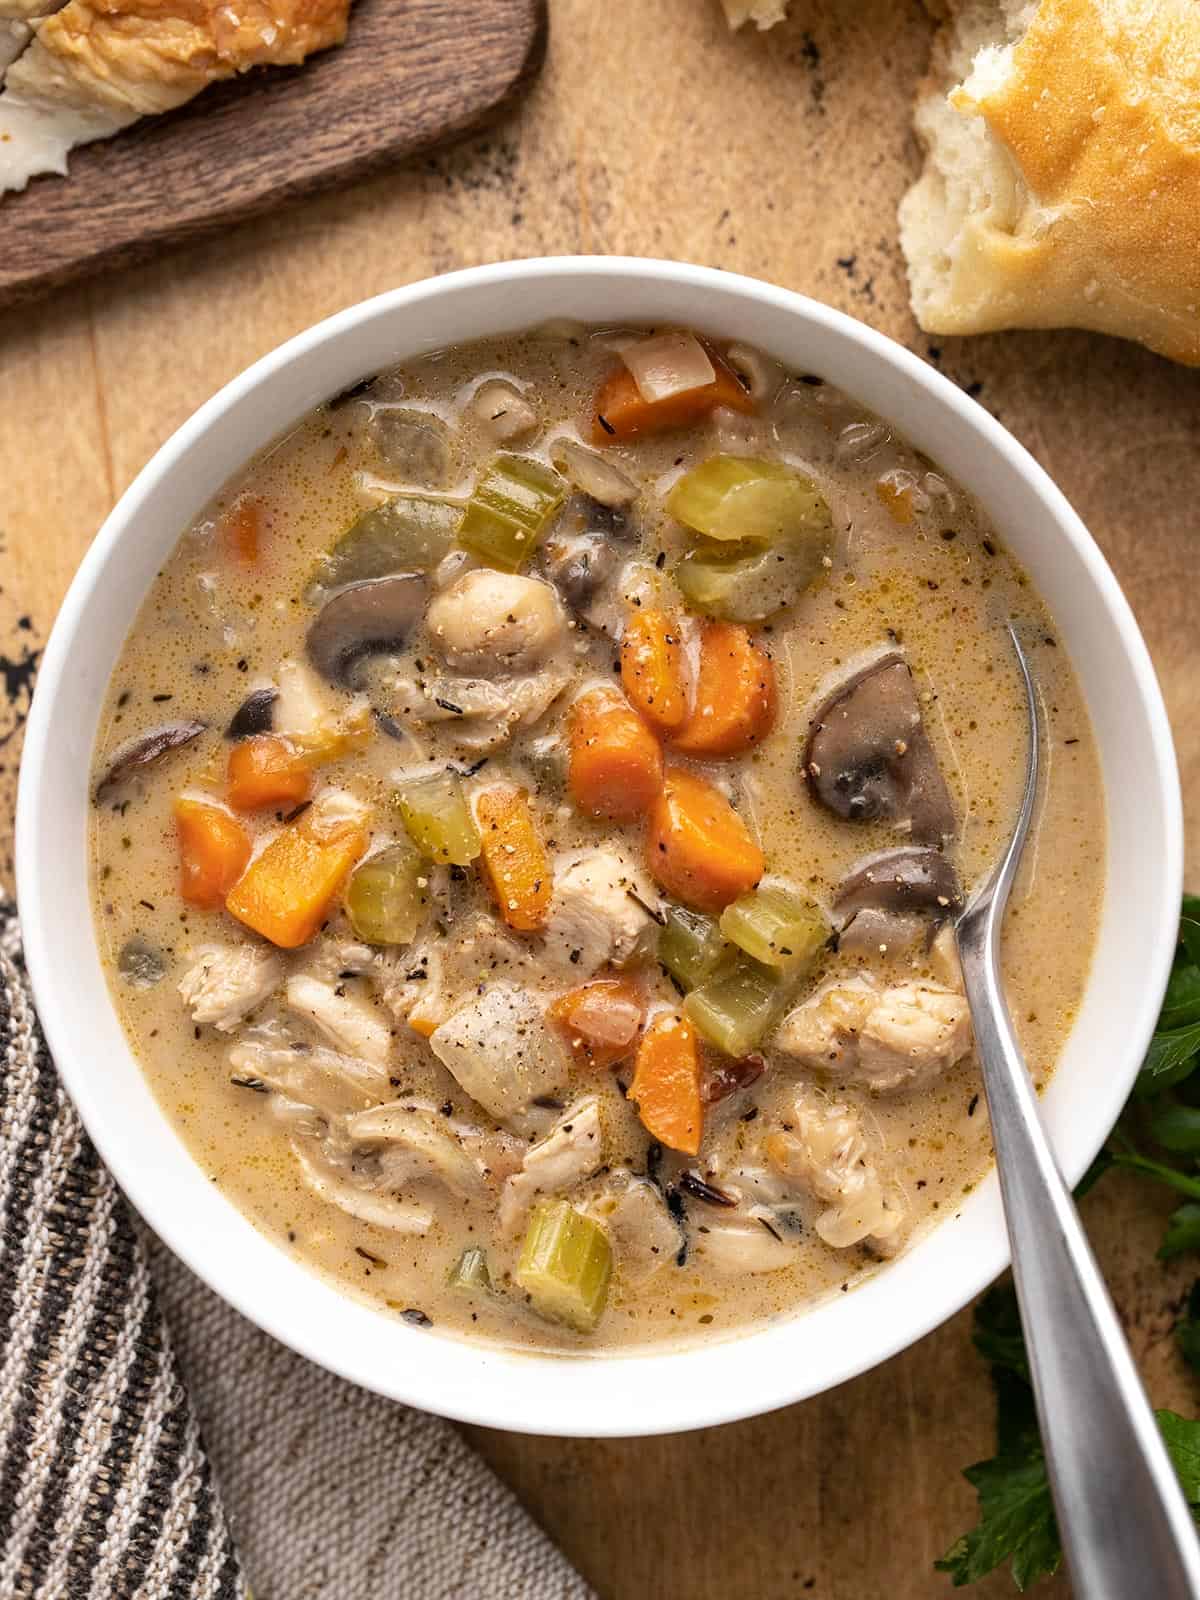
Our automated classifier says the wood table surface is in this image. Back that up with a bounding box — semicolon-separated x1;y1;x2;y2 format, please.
2;1;1198;1594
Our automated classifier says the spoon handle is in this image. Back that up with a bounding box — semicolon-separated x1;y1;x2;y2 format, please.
957;921;1200;1599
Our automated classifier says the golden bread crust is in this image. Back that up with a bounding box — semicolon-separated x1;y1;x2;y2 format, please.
903;0;1200;366
24;0;348;114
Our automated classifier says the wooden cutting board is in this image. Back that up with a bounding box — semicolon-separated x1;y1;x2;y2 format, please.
0;0;546;304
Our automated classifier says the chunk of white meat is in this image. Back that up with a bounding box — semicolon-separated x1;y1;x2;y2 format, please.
691;1211;798;1275
429;983;569;1128
273;656;336;741
765;1087;903;1251
388;666;571;752
291;1140;433;1235
469;381;540;444
382;913;539;1037
499;1098;604;1235
542;846;659;977
426;570;567;675
588;1174;682;1284
228;1032;391;1115
178;943;282;1033
774;976;971;1093
285;975;392;1068
342;1102;489;1199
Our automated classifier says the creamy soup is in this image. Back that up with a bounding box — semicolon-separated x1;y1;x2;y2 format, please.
90;323;1104;1353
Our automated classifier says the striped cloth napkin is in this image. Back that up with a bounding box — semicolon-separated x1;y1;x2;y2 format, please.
0;902;594;1600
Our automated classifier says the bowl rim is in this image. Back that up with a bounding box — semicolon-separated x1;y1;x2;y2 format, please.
15;256;1182;1437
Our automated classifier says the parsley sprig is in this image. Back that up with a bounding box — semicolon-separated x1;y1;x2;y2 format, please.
939;898;1200;1589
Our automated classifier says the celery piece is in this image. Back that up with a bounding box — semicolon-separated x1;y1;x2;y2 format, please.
312;496;459;593
658;903;729;993
674;535;828;623
394;769;482;866
517;1200;612;1333
447;1246;492;1295
684;951;789;1058
667;456;832;544
346;843;428;946
720;886;828;977
458;454;566;571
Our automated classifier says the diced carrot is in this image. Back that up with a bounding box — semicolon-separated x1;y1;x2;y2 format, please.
620;607;690;735
671;622;776;757
219;496;264;565
628;1012;702;1155
475;784;552;932
591;351;754;444
549;978;645;1071
226;735;313;812
568;688;664;821
226;807;368;949
174;797;251;910
646;768;764;913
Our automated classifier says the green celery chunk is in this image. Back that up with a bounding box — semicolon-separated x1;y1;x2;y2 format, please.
458;454;566;571
346;843;428;946
312;496;459;593
674;535;828;622
394;769;481;866
684;951;789;1058
517;1200;612;1333
658;903;729;992
667;455;830;544
720;885;828;977
447;1246;492;1295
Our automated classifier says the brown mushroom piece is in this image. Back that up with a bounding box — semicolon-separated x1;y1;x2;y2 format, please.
803;654;956;846
834;847;962;958
306;573;426;688
94;719;206;803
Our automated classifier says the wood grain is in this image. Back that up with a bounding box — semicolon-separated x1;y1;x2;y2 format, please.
3;0;1200;1595
0;0;546;304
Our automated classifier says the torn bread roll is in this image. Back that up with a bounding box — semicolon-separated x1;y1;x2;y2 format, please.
899;0;1200;366
0;0;350;197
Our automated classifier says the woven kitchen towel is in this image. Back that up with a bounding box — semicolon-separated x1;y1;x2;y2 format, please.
0;902;595;1600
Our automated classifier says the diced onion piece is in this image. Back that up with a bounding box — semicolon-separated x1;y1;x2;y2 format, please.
620;331;716;405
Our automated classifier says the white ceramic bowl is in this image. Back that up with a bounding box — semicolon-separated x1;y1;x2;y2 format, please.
16;258;1181;1437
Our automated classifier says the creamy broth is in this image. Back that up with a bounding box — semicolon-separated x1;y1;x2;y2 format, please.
90;324;1104;1353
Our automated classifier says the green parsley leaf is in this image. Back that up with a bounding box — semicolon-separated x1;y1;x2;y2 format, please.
1157;1410;1200;1503
1161;1203;1200;1261
1147;1097;1200;1154
1175;1286;1200;1377
1181;916;1200;973
1136;1022;1200;1098
935;1366;1060;1590
1110;1149;1200;1203
972;1284;1030;1383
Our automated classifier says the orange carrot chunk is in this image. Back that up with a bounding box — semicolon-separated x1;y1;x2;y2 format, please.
475;784;553;932
568;688;664;822
591;351;753;445
620;607;690;735
549;978;645;1071
226;735;313;812
226;807;368;949
219;496;264;566
647;768;764;913
628;1012;703;1155
174;798;251;910
671;622;776;757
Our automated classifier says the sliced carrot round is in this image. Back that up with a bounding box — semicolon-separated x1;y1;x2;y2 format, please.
620;607;690;734
672;622;776;757
568;688;664;821
628;1012;702;1155
646;768;764;913
227;735;313;812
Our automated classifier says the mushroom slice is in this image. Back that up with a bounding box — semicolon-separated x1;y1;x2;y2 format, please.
226;687;278;740
343;1103;488;1199
803;654;955;845
835;847;962;922
94;719;206;802
306;573;426;687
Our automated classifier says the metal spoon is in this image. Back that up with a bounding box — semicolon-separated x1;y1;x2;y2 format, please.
954;624;1200;1597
